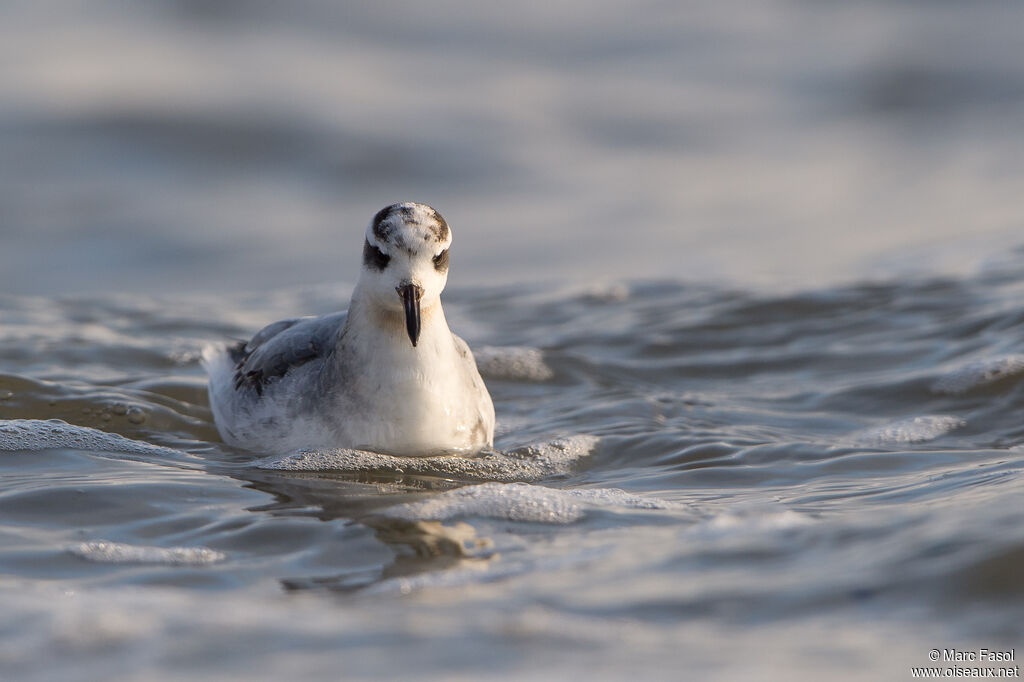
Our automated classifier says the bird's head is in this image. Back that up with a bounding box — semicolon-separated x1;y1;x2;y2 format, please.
357;202;452;346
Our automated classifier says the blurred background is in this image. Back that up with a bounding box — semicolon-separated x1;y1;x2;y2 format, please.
2;0;1023;296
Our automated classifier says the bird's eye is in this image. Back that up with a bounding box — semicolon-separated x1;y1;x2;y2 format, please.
432;248;449;272
363;240;390;270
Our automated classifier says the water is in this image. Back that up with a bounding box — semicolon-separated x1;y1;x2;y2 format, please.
3;1;1024;680
4;1;1024;295
2;269;1023;680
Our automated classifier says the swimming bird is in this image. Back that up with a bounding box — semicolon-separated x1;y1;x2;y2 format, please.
203;202;495;456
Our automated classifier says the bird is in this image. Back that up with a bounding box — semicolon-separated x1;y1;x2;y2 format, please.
203;202;495;457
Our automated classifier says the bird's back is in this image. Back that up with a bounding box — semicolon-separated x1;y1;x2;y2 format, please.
203;312;348;451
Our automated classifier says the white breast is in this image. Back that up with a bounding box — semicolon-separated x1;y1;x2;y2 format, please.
328;308;494;456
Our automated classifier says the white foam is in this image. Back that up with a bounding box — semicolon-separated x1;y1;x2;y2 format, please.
381;482;681;524
582;282;630;302
474;346;555;381
259;434;599;482
932;355;1024;395
69;541;226;566
694;509;812;534
851;415;965;445
0;419;180;457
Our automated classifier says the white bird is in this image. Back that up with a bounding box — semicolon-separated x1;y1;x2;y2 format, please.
203;202;495;456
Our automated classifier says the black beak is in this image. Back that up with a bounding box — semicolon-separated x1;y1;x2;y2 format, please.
397;283;422;346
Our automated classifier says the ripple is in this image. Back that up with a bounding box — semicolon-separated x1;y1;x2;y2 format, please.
932;355;1024;395
474;346;555;382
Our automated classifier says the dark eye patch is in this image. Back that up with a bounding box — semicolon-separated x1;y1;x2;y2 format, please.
432;248;449;272
363;240;391;270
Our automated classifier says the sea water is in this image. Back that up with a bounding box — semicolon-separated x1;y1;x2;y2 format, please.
1;1;1023;680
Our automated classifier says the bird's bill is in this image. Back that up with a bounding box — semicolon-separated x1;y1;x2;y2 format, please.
397;283;422;346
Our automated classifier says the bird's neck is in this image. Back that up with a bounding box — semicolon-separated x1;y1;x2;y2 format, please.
343;289;452;356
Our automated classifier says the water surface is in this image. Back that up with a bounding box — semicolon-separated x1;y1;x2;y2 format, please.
2;1;1024;679
2;260;1023;680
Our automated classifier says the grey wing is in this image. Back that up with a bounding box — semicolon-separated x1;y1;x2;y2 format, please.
232;312;347;395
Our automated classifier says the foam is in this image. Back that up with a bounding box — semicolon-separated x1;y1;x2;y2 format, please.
931;355;1024;395
694;508;812;534
258;434;599;482
69;541;226;566
0;419;181;457
474;346;555;381
852;415;965;445
582;282;630;302
381;481;681;524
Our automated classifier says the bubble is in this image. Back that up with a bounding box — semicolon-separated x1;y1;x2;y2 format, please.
70;541;226;566
851;415;965;445
259;435;600;482
382;482;683;524
0;419;180;456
